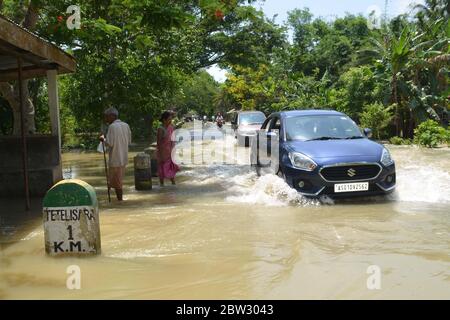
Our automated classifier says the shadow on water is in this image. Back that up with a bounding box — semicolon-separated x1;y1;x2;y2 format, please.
0;197;43;249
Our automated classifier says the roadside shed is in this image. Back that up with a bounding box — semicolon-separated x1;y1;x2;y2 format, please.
0;14;76;209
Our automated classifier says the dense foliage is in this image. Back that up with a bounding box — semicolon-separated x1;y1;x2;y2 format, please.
0;0;448;148
359;102;393;140
414;119;450;147
222;2;449;142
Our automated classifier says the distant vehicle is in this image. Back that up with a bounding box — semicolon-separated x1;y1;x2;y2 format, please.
216;113;224;129
250;110;396;198
231;111;266;147
184;115;196;122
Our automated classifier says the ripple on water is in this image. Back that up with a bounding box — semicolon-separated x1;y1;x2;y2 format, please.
106;249;192;259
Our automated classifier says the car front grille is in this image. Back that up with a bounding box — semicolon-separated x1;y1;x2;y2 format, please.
320;164;381;182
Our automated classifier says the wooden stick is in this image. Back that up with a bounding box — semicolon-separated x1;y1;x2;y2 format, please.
102;141;111;203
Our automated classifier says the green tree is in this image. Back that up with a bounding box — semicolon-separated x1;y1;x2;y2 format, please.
1;0;270;142
358;3;449;138
287;10;375;78
171;71;220;117
412;0;449;126
414;119;449;147
359;25;417;137
360;103;393;139
331;66;377;120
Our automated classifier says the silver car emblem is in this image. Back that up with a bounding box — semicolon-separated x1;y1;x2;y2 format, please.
347;168;356;177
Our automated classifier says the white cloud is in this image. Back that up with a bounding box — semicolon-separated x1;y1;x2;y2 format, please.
394;0;425;15
206;64;228;83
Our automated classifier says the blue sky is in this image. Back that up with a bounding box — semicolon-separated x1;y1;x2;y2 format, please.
254;0;424;24
207;0;424;82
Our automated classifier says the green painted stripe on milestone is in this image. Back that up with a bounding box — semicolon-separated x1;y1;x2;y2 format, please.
43;179;98;207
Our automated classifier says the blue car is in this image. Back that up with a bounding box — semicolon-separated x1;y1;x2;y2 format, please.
251;110;396;198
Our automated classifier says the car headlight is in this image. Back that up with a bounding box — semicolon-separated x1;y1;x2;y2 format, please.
288;152;317;171
380;148;394;166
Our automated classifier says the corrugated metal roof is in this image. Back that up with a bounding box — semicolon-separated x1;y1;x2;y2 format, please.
0;13;76;81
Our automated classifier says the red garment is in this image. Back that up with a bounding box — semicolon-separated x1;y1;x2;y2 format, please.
157;125;179;179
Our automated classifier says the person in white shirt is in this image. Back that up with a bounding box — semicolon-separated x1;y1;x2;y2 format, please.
100;107;131;201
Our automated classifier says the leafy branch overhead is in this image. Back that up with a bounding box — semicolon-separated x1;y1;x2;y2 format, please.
0;0;448;145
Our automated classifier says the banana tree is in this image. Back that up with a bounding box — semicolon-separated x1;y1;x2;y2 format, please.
410;0;449;128
358;25;414;137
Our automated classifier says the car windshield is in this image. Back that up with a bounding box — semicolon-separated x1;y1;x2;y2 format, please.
239;113;265;125
285;115;363;141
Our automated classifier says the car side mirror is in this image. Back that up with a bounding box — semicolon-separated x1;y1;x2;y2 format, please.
364;128;373;138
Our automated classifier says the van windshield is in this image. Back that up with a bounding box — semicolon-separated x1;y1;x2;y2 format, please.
239;113;266;125
285;115;363;141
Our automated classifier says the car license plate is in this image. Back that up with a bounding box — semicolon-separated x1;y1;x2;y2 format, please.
334;182;369;193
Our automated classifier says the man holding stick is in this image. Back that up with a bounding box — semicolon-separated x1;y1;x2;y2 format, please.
100;107;132;201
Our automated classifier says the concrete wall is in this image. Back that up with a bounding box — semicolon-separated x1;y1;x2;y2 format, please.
0;135;62;197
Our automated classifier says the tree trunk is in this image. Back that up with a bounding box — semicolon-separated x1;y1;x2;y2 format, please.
402;109;408;139
0;82;36;135
23;2;39;28
148;114;154;144
409;110;415;138
0;2;40;135
392;74;401;136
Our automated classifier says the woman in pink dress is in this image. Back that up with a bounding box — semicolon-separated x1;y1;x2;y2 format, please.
157;111;179;186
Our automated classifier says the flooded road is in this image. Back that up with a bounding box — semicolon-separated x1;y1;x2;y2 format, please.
1;124;449;299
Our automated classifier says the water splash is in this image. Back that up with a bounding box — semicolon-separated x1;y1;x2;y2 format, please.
181;164;321;207
227;174;321;207
392;165;450;203
180;137;450;207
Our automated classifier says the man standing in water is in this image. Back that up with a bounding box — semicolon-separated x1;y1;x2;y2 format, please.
100;107;132;201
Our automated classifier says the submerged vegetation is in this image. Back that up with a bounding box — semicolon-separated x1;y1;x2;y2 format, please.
0;0;448;148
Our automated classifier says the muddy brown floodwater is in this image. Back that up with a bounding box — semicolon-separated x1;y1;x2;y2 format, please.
1;124;449;299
